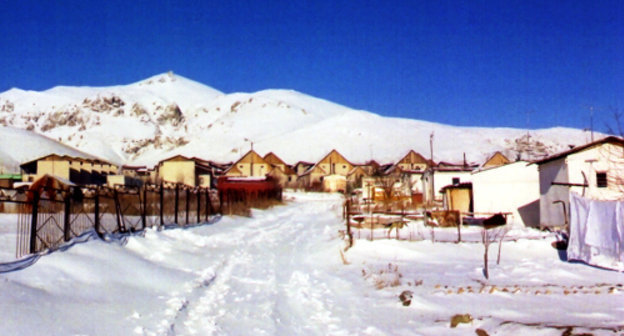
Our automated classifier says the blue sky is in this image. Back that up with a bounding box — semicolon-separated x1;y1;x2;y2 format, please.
0;1;622;132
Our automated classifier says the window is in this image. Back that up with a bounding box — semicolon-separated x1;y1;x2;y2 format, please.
452;177;460;185
597;172;607;188
343;165;346;169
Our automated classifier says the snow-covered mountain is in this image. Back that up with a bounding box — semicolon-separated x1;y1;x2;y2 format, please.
0;72;595;170
0;126;106;174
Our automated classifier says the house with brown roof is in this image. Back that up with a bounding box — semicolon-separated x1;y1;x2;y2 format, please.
225;150;271;178
264;152;297;188
298;150;354;191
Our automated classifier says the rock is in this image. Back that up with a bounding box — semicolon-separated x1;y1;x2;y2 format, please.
475;328;489;336
450;314;473;328
399;290;413;306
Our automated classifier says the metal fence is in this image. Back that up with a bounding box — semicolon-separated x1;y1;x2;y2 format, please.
0;183;219;259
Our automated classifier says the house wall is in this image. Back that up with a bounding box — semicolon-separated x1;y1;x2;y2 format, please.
198;174;211;187
323;175;347;193
473;161;540;227
37;160;70;180
539;143;624;228
398;163;427;171
234;162;269;177
160;161;196;186
538;157;570;228
318;162;352;176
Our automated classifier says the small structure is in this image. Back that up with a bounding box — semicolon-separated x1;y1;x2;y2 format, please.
534;136;624;229
440;182;473;213
0;174;22;188
20;154;118;186
155;155;215;187
423;161;478;205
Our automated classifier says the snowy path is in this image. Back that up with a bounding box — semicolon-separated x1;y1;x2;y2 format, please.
0;192;378;336
2;192;623;335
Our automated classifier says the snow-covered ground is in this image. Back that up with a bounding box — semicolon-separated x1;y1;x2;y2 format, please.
1;192;623;335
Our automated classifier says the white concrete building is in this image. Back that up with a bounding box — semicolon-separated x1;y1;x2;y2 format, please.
535;136;624;228
472;161;540;227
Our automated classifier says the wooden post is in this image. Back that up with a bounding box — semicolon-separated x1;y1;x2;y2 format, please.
346;200;353;248
64;194;71;242
29;191;40;254
205;189;210;221
197;189;201;223
159;183;164;227
186;188;190;225
141;186;147;229
174;184;179;225
94;193;100;236
113;189;124;233
457;211;462;243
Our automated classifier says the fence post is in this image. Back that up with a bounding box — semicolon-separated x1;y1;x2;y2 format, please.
113;189;124;233
159;183;164;227
94;192;100;236
206;187;212;222
29;191;40;254
346;200;353;248
197;189;201;223
174;184;179;225
64;193;71;242
186;188;190;225
141;186;147;229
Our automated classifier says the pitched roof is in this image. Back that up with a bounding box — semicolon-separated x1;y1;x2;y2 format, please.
483;151;511;168
317;149;354;166
398;150;431;165
533;136;624;165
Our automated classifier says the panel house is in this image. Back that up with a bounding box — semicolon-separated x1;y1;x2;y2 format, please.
155;155;213;187
20;154;118;186
534;136;624;229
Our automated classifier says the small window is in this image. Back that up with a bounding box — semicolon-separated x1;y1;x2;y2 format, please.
597;172;607;188
343;165;346;169
452;177;460;185
239;165;244;169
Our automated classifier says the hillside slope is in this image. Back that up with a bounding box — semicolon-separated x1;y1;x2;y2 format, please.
0;72;594;169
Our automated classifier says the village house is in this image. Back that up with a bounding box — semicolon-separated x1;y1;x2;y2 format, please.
20;154;119;186
298;150;354;192
155;155;214;187
534;136;624;229
394;150;434;200
225;150;272;178
263;152;297;188
471;160;540;227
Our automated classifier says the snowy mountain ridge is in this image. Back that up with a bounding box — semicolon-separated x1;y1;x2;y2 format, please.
0;72;595;171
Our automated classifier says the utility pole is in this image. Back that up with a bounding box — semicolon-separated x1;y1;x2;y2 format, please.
429;132;435;203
